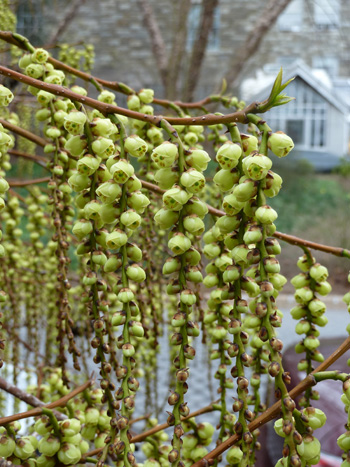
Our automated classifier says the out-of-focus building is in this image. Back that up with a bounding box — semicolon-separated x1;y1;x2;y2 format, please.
13;0;350;166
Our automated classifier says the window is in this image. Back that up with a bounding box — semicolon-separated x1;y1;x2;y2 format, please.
312;56;339;78
16;0;43;45
266;79;328;150
277;0;304;32
186;2;220;51
314;0;340;28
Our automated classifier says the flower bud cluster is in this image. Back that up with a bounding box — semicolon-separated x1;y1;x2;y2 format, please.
291;254;330;405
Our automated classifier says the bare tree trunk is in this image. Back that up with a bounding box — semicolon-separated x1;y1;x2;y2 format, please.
48;0;87;44
164;0;192;100
182;0;219;102
223;0;293;92
137;0;168;88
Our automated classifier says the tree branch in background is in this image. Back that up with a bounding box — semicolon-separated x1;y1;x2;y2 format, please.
165;0;192;100
48;0;87;45
223;0;293;91
137;0;168;88
183;0;219;101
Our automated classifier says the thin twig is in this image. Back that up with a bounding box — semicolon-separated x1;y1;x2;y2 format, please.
0;378;93;426
190;336;350;466
0;65;262;127
0;377;66;421
8;149;48;168
0;118;47;147
8;176;51;187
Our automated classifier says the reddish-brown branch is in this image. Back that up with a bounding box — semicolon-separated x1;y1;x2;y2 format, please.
8;176;51;187
191;336;350;466
0;31;227;110
0;65;261;126
140;179;350;258
0;118;47;147
8;149;48;167
82;400;218;460
0;378;93;426
0;377;66;422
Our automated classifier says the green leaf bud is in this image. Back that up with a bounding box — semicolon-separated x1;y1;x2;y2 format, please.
309;263;328;282
304;335;320;350
242;152;272;180
186;266;203;283
14;437;35;460
139;88;154;104
268;131;294;157
180;168;205;193
25;63;44;79
0;435;15;457
163;186;191;211
99;203;120;224
255;205;278;224
32;48;49;63
72;219;93;239
180;289;197;305
233;178;258;202
231;244;250;265
213;168;239;192
308;298;326;317
96;180;122;204
147;126;163;143
18;53;32;69
264;171;283;197
297;435;321;461
183;214;205;235
127;94;141;110
184;247;201;265
273;418;286;438
127;264;146;282
57;443;82;465
154;167;179;189
90;117;117;137
0;131;13;151
203;243;221;259
269;273;287;290
215;253;233;272
222;193;245;216
241;276;260;297
243;224;263;244
168;232;191;255
120;209;141;229
186;148;211;171
197;422;215;440
110;159;135;183
65;135;88;157
315;281;332;296
151;142;178;168
106;229;128;249
241;133;259;155
92;251;107;266
203;273;219;288
127;191;150;213
112;311;126;326
96;90;115;104
92;137;115;159
0;177;9;195
129;320;144;337
77;154;100;175
38;434;60;456
104;255;121;273
64;111;86;135
124;135;148;158
295;319;311;335
35;108;51;121
216;142;242;169
212;325;227;340
302;407;326;430
215;215;240;234
37;90;54;105
154;208;179;229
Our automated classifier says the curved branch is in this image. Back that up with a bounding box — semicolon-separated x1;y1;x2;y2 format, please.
140;179;350;258
190;336;350;466
0;378;94;426
8;176;51;187
0;65;260;126
0;118;47;147
0;31;228;110
8;149;48;168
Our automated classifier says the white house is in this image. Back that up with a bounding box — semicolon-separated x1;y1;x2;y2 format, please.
242;61;350;171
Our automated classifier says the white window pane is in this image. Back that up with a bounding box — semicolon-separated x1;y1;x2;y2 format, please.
314;0;340;26
277;0;303;32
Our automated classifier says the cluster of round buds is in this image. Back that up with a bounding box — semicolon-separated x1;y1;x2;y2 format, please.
291;254;330;399
274;406;326;466
338;379;350;467
179;421;217;463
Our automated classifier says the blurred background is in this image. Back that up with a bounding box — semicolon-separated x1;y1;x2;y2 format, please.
3;0;350;292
